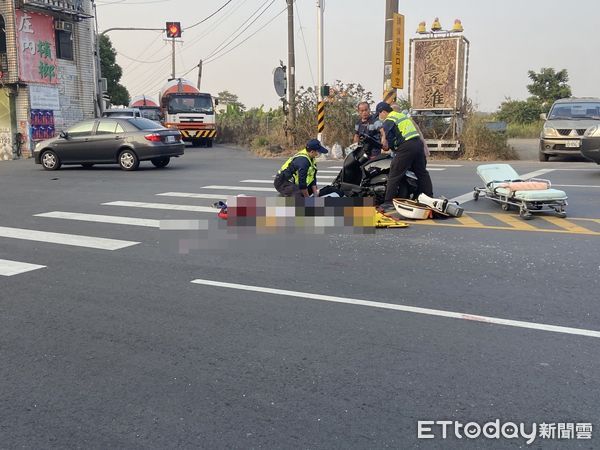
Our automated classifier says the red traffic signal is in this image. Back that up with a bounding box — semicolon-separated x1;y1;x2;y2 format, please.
166;22;181;38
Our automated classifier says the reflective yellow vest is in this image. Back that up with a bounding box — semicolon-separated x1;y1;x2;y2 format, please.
278;149;317;186
386;111;420;142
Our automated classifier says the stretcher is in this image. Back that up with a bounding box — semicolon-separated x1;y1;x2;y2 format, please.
473;164;568;220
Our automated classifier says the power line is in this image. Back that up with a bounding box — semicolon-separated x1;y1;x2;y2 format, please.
185;0;234;30
295;0;315;87
203;0;275;61
204;4;286;65
117;50;170;65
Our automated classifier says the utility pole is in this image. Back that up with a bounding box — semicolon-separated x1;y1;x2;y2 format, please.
383;0;398;104
196;60;203;90
316;0;324;142
171;38;176;79
286;0;296;142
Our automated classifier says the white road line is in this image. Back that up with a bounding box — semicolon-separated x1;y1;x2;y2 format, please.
35;211;160;227
0;226;138;250
451;168;556;204
243;179;335;184
428;164;463;167
202;185;276;192
553;168;600;171
427;168;446;171
318;170;342;174
102;201;215;213
325;166;342;169
0;259;46;276
553;184;600;188
190;279;600;339
157;192;231;200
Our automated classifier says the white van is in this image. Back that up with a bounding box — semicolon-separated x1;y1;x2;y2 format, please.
101;108;142;119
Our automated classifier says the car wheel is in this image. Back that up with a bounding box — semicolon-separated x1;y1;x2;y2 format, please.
206;139;213;148
538;151;550;162
81;163;94;168
41;150;61;170
119;149;139;171
151;157;170;168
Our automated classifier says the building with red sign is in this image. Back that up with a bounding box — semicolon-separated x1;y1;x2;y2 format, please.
0;0;96;160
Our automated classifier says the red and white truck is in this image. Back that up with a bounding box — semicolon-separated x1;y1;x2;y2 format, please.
158;78;217;147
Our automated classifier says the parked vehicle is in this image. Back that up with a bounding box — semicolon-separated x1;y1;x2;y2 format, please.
159;78;217;147
102;108;142;119
129;96;162;122
539;97;600;161
33;118;184;171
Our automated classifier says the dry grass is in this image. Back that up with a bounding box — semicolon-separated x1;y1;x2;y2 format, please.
461;117;518;160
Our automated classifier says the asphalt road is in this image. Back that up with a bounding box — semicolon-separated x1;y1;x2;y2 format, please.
1;146;599;448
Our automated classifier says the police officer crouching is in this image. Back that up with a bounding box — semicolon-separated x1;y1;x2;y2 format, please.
274;139;328;198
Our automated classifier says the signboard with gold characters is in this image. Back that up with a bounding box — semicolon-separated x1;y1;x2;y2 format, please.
411;36;467;110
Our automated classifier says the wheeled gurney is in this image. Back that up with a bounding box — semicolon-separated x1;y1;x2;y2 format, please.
473;164;568;220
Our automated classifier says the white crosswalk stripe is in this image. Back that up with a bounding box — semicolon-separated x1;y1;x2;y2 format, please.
102;201;216;213
0;259;46;276
202;185;276;192
157;192;230;200
36;211;160;227
0;226;138;250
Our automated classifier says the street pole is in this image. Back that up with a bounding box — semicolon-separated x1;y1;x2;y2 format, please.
197;60;203;90
95;26;165;115
316;0;324;143
383;0;398;104
286;0;296;144
171;37;176;79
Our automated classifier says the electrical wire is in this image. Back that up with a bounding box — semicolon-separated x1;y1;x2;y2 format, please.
178;2;285;78
185;0;234;30
295;0;315;87
203;0;275;61
204;4;285;65
117;50;170;65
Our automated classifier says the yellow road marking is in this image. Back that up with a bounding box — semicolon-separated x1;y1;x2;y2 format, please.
490;213;539;231
539;216;595;234
455;215;484;227
407;214;600;236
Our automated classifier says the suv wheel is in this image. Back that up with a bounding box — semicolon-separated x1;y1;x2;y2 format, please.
538;150;550;162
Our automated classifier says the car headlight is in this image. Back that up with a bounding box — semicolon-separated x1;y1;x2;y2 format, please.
542;126;559;138
584;125;600;137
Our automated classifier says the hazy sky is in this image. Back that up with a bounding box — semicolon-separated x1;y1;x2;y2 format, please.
96;0;600;112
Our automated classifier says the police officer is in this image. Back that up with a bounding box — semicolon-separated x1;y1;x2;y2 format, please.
375;102;433;209
274;139;328;198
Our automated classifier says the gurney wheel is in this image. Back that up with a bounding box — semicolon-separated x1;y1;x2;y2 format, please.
501;203;510;211
473;191;479;201
519;209;533;220
557;212;567;219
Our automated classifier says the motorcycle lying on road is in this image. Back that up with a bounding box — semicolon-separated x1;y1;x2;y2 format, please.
325;133;419;204
322;133;463;217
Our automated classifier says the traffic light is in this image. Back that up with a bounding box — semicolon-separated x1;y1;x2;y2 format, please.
166;22;181;38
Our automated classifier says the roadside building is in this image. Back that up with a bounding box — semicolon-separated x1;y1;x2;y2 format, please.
0;0;96;160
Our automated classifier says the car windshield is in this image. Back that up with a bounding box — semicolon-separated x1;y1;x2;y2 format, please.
548;102;600;120
140;108;161;121
168;95;213;114
126;118;166;130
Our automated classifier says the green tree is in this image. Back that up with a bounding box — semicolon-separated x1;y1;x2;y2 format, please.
217;90;245;110
496;98;542;124
527;68;571;110
99;35;130;106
